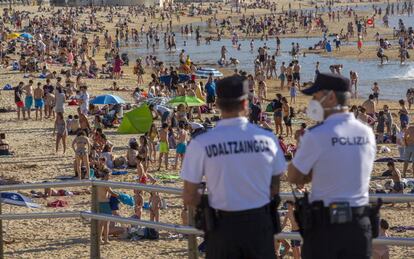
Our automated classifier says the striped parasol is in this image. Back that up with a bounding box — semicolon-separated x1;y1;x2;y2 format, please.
195;67;223;78
146;97;170;106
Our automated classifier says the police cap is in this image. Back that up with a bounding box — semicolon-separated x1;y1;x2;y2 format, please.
302;73;351;95
216;75;249;102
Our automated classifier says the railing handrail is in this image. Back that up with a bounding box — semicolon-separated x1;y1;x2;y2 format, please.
0;180;413;203
0;180;414;259
1;211;413;246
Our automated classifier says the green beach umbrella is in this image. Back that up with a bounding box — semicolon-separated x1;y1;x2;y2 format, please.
167;96;205;107
117;104;153;134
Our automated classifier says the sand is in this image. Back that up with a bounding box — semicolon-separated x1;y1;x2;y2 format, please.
0;2;413;258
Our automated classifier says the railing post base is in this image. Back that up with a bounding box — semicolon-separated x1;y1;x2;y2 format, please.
90;184;100;259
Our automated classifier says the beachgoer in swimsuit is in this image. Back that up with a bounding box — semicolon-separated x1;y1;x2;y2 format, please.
54;112;67;154
72;130;91;180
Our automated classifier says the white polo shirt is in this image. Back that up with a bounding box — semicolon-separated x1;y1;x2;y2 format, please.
181;117;286;211
292;112;376;207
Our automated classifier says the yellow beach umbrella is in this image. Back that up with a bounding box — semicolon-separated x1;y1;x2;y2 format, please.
7;33;20;39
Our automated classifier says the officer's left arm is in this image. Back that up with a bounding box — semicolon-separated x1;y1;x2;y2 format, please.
271;137;287;196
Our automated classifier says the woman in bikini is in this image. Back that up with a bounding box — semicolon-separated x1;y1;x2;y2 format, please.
54;112;67;154
72;130;91;180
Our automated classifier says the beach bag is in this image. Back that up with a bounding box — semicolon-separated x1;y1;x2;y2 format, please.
144;228;159;240
3;84;12;90
376;51;382;58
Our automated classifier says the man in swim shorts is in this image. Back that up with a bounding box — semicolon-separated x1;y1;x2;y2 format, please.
34;82;44;121
23;80;34;119
157;123;169;171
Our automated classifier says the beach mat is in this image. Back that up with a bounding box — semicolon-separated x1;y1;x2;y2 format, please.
112;171;128;176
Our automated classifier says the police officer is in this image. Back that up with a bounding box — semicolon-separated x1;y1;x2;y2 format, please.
181;75;286;259
287;73;376;259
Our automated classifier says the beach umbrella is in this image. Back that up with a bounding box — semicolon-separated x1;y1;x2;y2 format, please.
168;96;205;107
19;33;33;40
7;32;20;40
0;192;40;208
91;94;126;105
195;67;223;78
146;96;170;106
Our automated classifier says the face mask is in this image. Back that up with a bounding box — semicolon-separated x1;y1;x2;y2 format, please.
306;93;330;122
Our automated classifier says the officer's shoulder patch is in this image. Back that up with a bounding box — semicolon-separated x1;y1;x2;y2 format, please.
307;122;324;131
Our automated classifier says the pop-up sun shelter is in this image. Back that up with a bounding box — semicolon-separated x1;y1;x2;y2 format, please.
117;104;153;134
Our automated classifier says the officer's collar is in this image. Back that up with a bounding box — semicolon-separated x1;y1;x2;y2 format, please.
325;112;354;122
216;117;249;127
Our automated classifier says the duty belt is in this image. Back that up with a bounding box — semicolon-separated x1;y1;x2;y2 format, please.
215;204;270;218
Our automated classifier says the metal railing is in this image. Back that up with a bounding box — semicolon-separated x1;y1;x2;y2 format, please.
0;180;413;259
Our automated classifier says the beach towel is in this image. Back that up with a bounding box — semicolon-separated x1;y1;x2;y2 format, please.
111;170;128;176
3;84;12;90
47;199;68;208
68;99;78;106
390;226;414;233
117;192;135;207
374;157;405;163
155;174;180;180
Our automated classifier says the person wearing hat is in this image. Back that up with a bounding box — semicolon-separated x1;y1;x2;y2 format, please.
181;75;286;258
287;73;377;259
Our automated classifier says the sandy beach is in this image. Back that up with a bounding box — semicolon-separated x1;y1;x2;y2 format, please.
0;1;413;258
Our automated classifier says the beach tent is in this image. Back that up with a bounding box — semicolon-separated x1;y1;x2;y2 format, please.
91;94;126;105
159;74;190;87
117;104;153;134
0;192;40;208
195;67;223;78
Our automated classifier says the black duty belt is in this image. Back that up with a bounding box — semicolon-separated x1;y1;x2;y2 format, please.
322;206;370;218
215;204;270;218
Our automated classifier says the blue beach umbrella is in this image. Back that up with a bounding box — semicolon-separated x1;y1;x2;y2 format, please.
91;94;126;105
19;33;33;40
0;192;40;208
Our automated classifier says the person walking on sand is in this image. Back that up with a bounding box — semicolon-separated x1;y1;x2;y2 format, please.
33;83;44;121
72;130;91;180
54;112;67;154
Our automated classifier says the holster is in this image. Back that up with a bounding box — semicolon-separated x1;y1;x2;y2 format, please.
194;184;216;233
293;191;313;237
269;194;282;234
369;198;383;238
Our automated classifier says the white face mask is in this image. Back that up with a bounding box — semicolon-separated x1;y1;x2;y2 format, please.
306;93;330;122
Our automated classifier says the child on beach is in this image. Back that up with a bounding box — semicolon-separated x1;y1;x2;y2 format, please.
290;82;298;104
157;123;169;171
149;191;161;222
373;219;390;259
134;154;156;219
97;168;119;244
174;122;188;170
387;161;410;207
71;115;81;134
